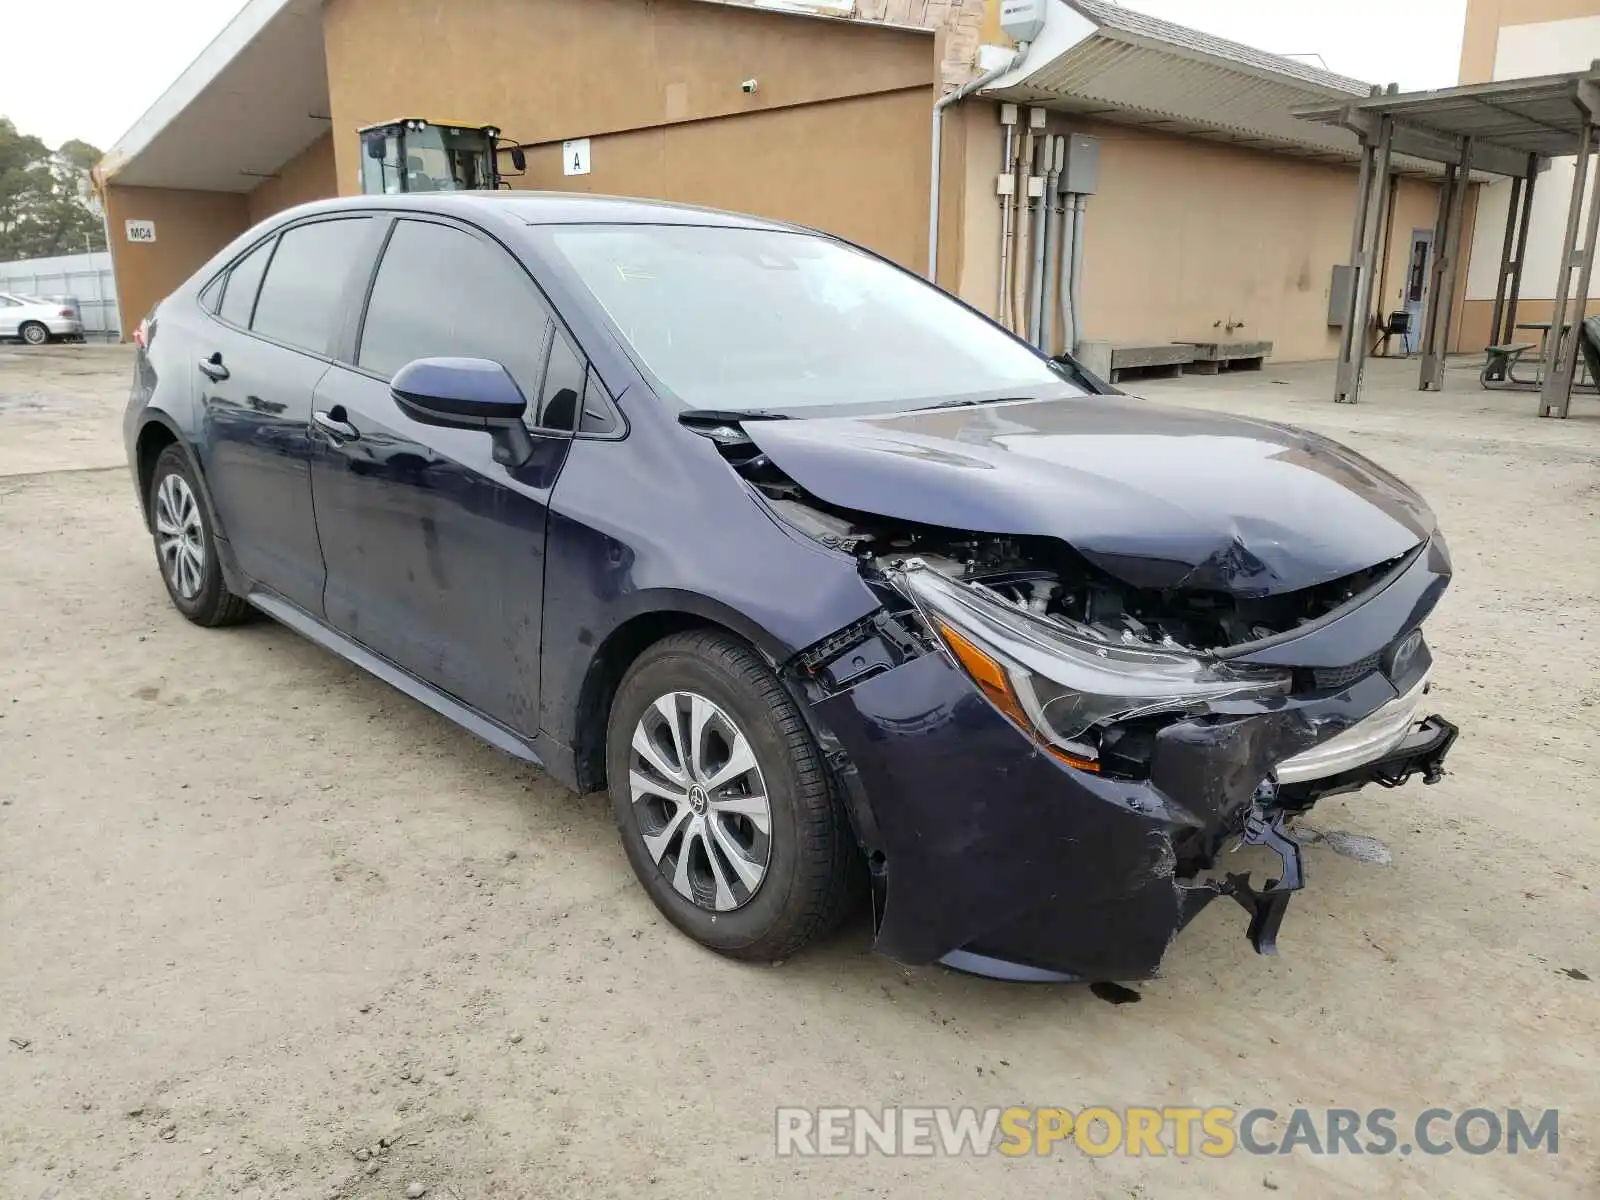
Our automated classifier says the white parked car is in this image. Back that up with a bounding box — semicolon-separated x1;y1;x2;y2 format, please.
0;292;84;345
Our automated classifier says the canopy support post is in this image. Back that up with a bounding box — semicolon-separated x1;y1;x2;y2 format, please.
1539;117;1595;418
1421;137;1473;391
1335;111;1393;404
1488;160;1532;347
1503;154;1539;345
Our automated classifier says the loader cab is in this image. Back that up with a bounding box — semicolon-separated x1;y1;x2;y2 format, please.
358;119;525;194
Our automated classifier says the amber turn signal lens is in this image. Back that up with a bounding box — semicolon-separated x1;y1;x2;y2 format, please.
1046;744;1102;774
933;618;1101;774
934;619;1029;724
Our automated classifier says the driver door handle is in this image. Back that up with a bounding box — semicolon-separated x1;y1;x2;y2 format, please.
313;409;361;442
198;353;229;382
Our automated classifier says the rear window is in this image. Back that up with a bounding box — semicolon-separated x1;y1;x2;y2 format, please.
251;218;371;354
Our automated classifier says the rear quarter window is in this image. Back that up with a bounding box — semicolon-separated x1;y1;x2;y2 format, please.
217;240;273;327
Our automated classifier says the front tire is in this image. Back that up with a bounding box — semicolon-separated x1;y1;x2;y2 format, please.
19;322;48;346
607;630;861;962
147;445;252;627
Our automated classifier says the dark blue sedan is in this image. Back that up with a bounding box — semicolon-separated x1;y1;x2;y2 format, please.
124;193;1457;982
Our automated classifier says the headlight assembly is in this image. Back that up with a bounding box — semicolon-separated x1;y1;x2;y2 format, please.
888;560;1292;770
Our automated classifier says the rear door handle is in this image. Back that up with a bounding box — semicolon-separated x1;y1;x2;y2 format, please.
313;409;361;442
198;353;229;382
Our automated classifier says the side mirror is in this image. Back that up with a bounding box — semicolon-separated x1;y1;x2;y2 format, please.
365;135;388;161
509;147;527;172
391;357;534;467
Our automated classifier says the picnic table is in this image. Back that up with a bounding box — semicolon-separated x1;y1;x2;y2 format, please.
1483;319;1595;390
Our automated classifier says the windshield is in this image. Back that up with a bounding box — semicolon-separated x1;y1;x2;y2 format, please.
543;224;1079;414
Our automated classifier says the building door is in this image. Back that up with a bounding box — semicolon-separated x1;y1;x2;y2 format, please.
1404;229;1433;354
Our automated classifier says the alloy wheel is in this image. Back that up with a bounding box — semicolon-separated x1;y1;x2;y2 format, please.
629;690;773;912
154;473;206;600
21;323;47;346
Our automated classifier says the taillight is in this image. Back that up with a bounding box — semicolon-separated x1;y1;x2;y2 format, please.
58;308;75;319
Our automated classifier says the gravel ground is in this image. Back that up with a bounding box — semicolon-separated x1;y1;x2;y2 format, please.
1;343;1596;1199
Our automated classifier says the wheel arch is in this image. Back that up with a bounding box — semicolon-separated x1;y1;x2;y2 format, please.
133;412;227;541
564;593;797;794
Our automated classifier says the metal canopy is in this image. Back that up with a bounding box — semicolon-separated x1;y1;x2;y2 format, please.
1296;67;1600;417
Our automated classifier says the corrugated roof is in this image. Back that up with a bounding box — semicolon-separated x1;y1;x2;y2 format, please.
979;0;1464;175
1066;0;1368;97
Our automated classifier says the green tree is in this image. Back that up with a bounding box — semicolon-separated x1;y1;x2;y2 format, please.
0;117;107;261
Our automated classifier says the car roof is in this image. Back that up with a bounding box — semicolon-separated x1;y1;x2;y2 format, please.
276;191;804;233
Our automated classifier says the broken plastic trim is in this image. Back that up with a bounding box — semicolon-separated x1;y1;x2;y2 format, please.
1274;673;1431;783
888;559;1291;762
1219;806;1306;956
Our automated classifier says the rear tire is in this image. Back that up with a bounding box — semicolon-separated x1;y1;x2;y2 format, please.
607;630;861;962
147;445;253;627
19;322;48;346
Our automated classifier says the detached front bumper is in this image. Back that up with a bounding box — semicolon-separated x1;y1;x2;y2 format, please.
807;646;1457;983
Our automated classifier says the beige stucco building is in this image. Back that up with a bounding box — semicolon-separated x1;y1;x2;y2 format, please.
98;0;1478;364
1458;0;1600;350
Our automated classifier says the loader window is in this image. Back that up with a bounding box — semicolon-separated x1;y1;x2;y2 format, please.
403;126;493;192
361;131;403;195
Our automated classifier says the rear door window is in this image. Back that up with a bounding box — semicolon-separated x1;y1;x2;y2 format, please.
357;218;557;414
218;240;273;328
251;218;372;355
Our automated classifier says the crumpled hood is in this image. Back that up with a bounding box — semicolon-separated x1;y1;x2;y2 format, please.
742;394;1435;595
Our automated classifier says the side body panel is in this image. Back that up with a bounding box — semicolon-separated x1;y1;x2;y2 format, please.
309;364;568;733
196;335;331;614
537;424;883;751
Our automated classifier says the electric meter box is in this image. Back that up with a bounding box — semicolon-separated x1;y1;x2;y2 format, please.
1059;134;1101;195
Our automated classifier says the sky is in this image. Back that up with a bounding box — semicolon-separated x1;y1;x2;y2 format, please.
2;0;1469;153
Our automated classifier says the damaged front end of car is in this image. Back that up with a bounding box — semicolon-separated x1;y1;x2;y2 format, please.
699;399;1459;981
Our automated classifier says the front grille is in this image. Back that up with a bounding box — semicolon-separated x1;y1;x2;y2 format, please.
1312;652;1381;690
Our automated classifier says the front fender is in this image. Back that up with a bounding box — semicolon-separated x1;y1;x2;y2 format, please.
537;434;882;758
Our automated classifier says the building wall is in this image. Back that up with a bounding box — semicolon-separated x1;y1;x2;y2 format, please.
321;0;936;270
722;0;991;88
1459;0;1600;84
1461;1;1600;344
947;105;1448;363
246;132;338;226
102;186;249;338
512;92;932;272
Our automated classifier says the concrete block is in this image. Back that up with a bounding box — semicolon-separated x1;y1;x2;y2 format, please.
1075;340;1112;380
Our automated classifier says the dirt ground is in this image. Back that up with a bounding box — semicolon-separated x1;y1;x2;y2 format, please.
1;343;1596;1199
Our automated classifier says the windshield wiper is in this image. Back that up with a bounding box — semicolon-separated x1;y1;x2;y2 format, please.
918;395;1036;412
677;408;792;424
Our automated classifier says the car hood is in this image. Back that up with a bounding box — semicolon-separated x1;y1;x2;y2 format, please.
741;394;1435;595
